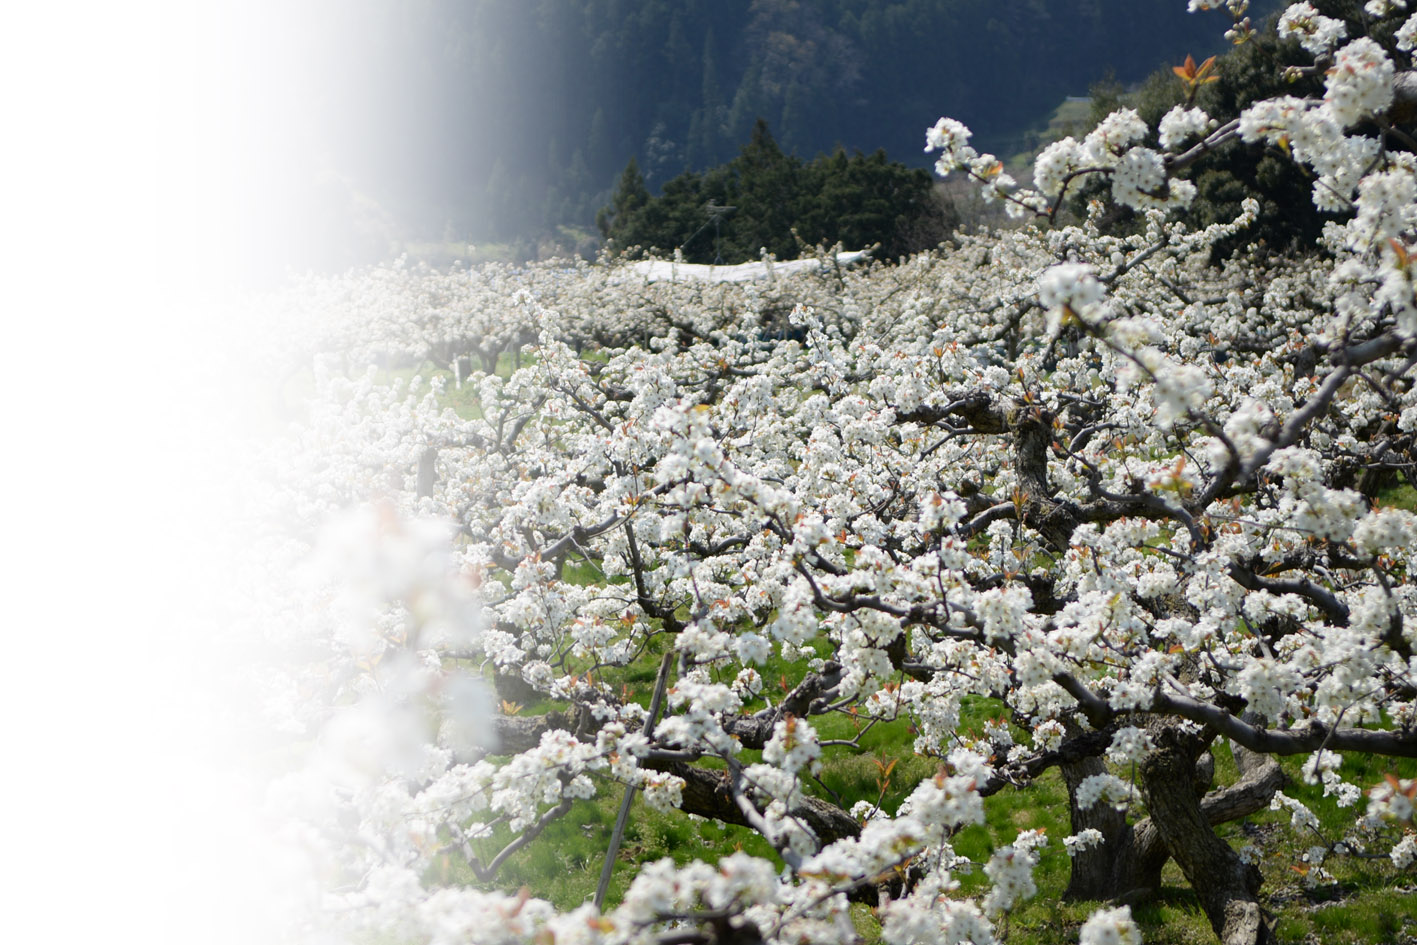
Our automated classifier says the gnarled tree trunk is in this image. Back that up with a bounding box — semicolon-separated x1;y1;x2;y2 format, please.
1059;721;1283;926
1136;722;1273;945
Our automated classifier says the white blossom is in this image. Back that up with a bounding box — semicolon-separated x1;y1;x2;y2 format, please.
1079;905;1142;945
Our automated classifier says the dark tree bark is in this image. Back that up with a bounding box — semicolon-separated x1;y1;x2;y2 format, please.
492;708;864;861
652;758;863;848
1137;722;1273;945
1060;753;1131;900
1055;720;1283;913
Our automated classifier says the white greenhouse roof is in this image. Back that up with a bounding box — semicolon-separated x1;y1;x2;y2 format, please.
621;250;870;284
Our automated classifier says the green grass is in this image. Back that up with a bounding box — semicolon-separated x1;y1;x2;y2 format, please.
370;348;532;421
975;737;1417;945
1275;885;1417;944
1377;481;1417;512
1223;742;1417;945
436;372;486;420
436;791;782;906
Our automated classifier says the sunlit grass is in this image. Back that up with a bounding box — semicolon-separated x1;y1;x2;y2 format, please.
1376;481;1417;512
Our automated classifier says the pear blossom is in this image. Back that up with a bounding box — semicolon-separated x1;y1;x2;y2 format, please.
1079;905;1143;945
1278;3;1347;55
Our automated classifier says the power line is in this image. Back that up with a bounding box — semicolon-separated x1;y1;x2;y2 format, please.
678;199;736;264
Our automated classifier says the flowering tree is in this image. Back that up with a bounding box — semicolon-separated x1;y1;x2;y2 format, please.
251;5;1417;945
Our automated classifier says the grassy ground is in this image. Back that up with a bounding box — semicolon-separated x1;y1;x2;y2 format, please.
377;350;526;421
1378;481;1417;512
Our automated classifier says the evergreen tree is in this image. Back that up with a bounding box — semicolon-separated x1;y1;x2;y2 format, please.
598;121;952;263
728;120;801;259
597;157;652;243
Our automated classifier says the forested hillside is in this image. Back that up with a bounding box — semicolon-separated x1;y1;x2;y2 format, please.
304;0;1280;256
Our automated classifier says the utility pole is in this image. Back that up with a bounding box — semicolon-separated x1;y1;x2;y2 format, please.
676;200;737;263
